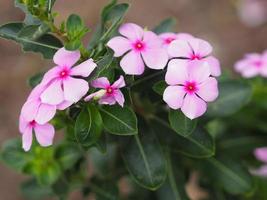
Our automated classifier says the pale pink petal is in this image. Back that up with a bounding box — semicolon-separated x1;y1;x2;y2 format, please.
159;32;178;44
84;92;98;102
35;104;56;124
57;101;73;110
188;61;211;83
142;48;168;70
176;33;194;40
120;51;145;75
21;99;40;122
34;123;55;147
22;126;33;151
181;94;207;119
70;58;97;77
251;165;267;177
63;77;89;102
27;84;46;100
197;77;218;102
19;115;29;133
163;86;186;109
188;38;212;57
107;36;132;57
91;77;110;88
40;80;64;105
113;90;125;107
40;67;60;86
167;39;192;58
119;23;143;40
112;75;125;88
203;56;221;77
240;66;260;78
99;95;116;105
143;31;162;49
165;59;189;85
254;147;267;163
53;47;80;67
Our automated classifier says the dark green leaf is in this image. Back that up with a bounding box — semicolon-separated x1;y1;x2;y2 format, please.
208;80;252;117
28;72;44;88
168;110;197;137
90;178;119;200
0;23;62;58
152;81;167;95
99;105;137;135
153;18;177;34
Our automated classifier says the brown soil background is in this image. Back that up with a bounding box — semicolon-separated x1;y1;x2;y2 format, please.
0;0;267;199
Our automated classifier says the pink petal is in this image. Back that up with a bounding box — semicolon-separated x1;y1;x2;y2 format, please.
203;56;221;77
188;61;211;83
40;67;60;86
142;48;168;70
120;51;145;75
119;23;143;40
22;126;33;151
35;104;56;124
34;123;55;147
181;94;207;119
40;80;64;105
63;77;89;102
143;31;162;48
234;60;248;72
91;77;110;88
53;47;80;67
70;58;97;77
21;99;40;122
165;59;189;85
167;39;192;58
163;86;185;109
84;92;98;102
114;90;125;107
112;75;126;89
19;114;29;134
27;84;46;100
240;66;260;78
197;77;219;102
107;36;131;57
188;38;212;57
159;32;178;45
176;33;194;40
251;165;267;177
254;147;267;163
57;101;73;110
99;95;116;105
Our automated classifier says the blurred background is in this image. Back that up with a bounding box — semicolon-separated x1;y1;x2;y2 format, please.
0;0;267;199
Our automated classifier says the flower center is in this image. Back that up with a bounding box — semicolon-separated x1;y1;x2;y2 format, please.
184;81;198;94
190;54;201;60
29;120;36;127
165;37;175;44
253;60;263;68
59;68;70;79
106;86;114;95
134;41;145;51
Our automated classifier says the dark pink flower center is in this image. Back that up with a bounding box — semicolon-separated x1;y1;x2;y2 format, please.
59;68;70;79
106;86;114;95
184;81;198;94
133;41;145;51
190;54;201;60
29;120;36;127
165;37;175;44
253;60;263;68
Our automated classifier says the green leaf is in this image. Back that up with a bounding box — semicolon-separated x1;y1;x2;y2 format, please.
55;143;82;170
1;138;32;172
205;157;254;194
208;80;252;117
99;105;137;135
152;116;215;158
153;18;177;34
0;22;62;58
168;110;197;137
120;123;167;190
28;72;44;88
152;81;167;95
21;179;53;200
75;105;103;147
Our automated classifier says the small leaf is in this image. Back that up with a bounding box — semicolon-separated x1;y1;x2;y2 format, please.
99;105;137;135
208;80;252;117
152;81;167;95
168;110;197;137
120;125;167;190
153;18;177;34
28;72;44;88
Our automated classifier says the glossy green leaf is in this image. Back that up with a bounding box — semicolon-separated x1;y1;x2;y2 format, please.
208;80;252;117
153;18;177;34
168;110;197;137
120;125;167;190
0;23;62;58
152;81;167;95
75;105;103;147
99;105;137;135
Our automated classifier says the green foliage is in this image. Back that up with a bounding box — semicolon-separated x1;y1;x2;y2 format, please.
153;18;177;34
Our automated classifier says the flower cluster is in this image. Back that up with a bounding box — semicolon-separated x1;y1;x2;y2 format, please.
252;147;267;177
235;51;267;78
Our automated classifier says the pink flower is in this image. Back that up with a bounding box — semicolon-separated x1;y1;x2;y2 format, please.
251;147;267;177
168;38;221;77
19;115;55;151
163;60;219;119
159;32;194;49
40;47;97;105
84;76;125;107
107;23;169;75
234;52;267;78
